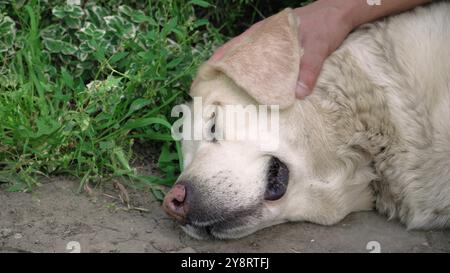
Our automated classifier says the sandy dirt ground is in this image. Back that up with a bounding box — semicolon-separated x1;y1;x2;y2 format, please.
0;178;449;253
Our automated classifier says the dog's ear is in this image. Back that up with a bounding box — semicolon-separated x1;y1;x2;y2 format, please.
208;8;301;109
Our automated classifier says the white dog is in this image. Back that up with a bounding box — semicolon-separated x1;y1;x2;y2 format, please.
163;2;450;239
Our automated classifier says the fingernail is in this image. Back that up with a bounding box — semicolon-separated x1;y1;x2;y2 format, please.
296;81;310;99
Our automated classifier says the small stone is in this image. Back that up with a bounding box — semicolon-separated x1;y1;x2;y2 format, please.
14;233;23;239
0;228;13;238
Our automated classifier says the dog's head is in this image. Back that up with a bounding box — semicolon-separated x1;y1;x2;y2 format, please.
163;9;375;239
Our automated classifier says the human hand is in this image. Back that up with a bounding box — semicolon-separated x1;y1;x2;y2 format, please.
293;1;353;98
208;1;353;99
209;0;430;99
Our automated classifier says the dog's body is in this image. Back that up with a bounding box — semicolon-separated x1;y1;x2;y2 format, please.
164;2;450;239
326;3;450;229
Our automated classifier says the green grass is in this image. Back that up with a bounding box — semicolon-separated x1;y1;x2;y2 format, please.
0;0;311;197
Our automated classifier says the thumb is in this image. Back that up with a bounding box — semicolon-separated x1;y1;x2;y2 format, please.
296;49;326;99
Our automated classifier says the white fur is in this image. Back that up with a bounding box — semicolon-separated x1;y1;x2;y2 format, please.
177;2;450;239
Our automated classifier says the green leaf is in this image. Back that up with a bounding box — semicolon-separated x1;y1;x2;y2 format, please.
188;0;213;8
113;147;131;172
41;24;65;40
79;22;106;38
123;117;172;131
0;15;16;53
85;5;108;27
66;5;84;18
151;188;165;201
36;116;61;137
43;38;64;53
159;143;179;165
117;5;133;17
0;174;15;184
131;12;150;24
61;67;74;88
104;15;135;38
52;6;66;18
192;18;209;28
161;18;177;37
167;57;183;69
64;16;82;29
109;51;128;65
60;42;78;55
76;51;88;62
127;98;151;116
43;38;77;55
99;140;115;151
7;181;28;192
119;7;149;24
79;41;95;53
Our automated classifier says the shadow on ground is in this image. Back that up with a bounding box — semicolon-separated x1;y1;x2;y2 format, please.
1;178;449;253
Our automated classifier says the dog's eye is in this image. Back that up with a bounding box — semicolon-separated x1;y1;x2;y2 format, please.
205;112;217;142
264;157;289;201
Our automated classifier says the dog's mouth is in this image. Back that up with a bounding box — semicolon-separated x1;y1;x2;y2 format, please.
182;222;254;240
181;223;218;240
181;216;261;240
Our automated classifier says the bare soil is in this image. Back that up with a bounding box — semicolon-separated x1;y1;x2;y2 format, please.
1;178;449;253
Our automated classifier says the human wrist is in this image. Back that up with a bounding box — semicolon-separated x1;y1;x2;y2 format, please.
294;0;356;32
333;0;434;29
321;0;364;30
309;0;389;29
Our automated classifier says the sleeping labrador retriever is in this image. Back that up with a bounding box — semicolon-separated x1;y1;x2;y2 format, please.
163;2;450;239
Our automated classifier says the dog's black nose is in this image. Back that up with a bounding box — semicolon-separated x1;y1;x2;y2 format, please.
163;182;188;221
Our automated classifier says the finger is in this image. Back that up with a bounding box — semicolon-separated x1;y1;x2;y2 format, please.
296;47;326;99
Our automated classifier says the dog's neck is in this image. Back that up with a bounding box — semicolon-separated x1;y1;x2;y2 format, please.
314;50;396;156
295;49;398;214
